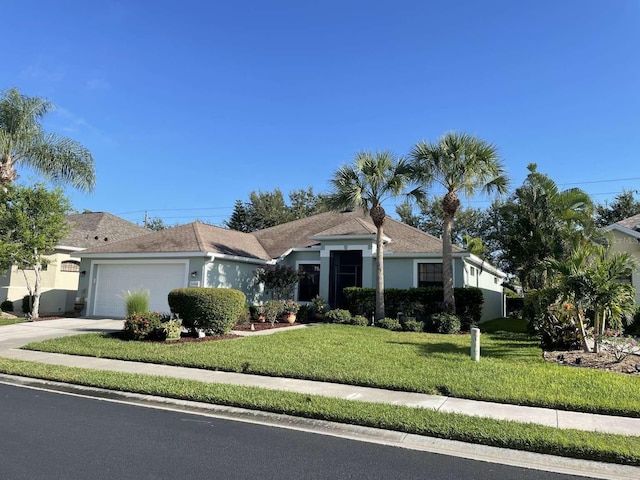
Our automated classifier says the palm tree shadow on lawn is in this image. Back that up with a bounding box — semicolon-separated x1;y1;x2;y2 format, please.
388;334;539;361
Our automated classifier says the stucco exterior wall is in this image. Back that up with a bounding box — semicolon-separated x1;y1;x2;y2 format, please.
1;251;80;314
205;258;263;305
608;229;640;304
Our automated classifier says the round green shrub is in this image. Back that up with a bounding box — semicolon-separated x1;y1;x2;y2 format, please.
431;312;461;334
350;315;369;326
1;300;14;312
377;317;402;331
168;288;246;335
324;309;352;324
403;318;425;332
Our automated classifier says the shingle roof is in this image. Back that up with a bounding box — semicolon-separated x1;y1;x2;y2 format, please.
616;213;640;230
60;212;150;249
81;222;271;260
79;209;460;259
252;209;459;257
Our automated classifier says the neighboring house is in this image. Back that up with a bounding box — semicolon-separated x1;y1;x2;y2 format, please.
605;213;640;304
0;212;149;315
75;210;506;320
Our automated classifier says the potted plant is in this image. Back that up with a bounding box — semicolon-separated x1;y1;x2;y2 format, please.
281;300;300;324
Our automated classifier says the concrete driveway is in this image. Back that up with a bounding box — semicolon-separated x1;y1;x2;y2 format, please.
0;318;123;350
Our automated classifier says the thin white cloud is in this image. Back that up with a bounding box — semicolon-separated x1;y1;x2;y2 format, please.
19;62;67;82
53;107;114;144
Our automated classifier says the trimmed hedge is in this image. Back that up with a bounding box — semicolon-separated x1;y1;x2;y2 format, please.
343;286;483;330
168;288;246;335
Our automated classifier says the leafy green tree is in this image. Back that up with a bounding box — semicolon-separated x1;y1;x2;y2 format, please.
0;184;71;318
488;164;594;290
225;187;327;232
246;189;290;230
0;88;95;191
145;217;168;231
255;264;304;300
326;151;424;321
595;190;640;227
410;132;508;312
396;196;488;247
288;187;327;221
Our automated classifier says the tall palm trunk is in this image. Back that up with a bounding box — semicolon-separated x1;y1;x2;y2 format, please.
375;224;385;322
370;203;386;322
0;154;18;188
442;192;459;313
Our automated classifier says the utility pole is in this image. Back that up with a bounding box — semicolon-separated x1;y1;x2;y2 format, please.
143;210;148;228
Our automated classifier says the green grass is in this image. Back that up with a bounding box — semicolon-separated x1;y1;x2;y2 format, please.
23;324;640;417
0;357;638;466
0;318;23;326
479;317;528;334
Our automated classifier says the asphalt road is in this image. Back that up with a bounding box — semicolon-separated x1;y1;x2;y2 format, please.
0;383;596;480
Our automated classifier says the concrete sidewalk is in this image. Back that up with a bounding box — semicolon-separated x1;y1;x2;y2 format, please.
1;317;639;437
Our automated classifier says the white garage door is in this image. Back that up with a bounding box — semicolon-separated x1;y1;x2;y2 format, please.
92;263;187;317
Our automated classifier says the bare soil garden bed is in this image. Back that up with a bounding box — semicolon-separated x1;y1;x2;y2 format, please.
543;349;640;375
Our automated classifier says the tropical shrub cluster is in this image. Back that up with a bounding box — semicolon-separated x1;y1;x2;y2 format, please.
343;287;483;330
168;288;246;335
122;312;172;341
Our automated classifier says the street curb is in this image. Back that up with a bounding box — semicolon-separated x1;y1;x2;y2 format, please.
0;373;637;480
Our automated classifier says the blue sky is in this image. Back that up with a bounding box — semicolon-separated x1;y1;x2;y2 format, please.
3;0;639;226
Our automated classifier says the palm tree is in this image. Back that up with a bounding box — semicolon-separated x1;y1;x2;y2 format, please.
410;132;509;312
498;164;594;290
326;151;424;321
547;241;636;353
0;87;95;191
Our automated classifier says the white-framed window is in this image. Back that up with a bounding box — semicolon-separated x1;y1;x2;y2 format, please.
469;266;476;276
417;263;443;288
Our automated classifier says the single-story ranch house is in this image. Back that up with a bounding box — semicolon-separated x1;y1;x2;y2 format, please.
74;209;506;320
0;212;148;315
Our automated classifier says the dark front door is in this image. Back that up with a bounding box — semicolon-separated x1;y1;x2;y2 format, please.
329;250;363;309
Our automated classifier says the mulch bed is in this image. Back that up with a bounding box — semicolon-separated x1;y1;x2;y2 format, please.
232;322;300;331
154;322;302;344
543;349;640;375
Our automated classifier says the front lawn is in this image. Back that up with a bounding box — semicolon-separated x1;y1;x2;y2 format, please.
23;324;640;416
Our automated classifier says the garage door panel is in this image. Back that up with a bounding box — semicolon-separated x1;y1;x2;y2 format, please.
93;263;187;317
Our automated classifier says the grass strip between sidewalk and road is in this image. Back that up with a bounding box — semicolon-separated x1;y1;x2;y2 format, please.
0;357;638;466
22;324;640;417
0;318;23;326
